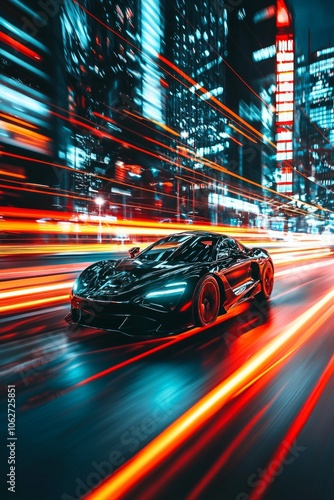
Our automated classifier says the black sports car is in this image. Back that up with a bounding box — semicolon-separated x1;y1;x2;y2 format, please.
65;231;274;336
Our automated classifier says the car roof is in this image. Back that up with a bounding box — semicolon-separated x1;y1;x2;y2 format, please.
174;231;230;238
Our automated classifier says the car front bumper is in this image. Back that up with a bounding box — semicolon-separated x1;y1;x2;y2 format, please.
65;295;188;336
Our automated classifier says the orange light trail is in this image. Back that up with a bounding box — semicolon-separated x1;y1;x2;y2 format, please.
0;295;70;314
225;133;244;147
0;112;38;130
92;111;117;125
229;123;258;143
151;118;180;137
86;287;334;500
188;400;275;500
139;358;289;500
0;206;74;220
158;53;268;144
1;121;50;143
250;355;334;500
0;169;26;180
273;249;333;265
275;256;334;277
0;282;71;301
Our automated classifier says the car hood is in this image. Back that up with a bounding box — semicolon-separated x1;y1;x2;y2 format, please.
76;258;198;299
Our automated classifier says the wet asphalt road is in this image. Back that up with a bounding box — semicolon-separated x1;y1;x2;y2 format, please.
0;252;333;500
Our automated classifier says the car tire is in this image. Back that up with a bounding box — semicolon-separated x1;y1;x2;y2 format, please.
193;275;220;326
257;262;274;300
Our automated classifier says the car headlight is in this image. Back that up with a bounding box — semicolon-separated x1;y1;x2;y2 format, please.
145;282;187;298
142;282;187;311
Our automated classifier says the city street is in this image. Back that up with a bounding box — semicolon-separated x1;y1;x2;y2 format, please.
1;244;333;500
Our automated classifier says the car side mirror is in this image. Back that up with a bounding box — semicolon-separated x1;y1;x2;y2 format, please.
128;246;140;258
217;249;231;260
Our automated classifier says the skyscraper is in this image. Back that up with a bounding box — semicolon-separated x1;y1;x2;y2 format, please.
0;0;58;207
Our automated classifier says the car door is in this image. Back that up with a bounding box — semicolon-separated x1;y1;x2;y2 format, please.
216;238;253;301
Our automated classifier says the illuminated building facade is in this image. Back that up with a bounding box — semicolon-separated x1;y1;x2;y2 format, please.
0;0;59;207
309;47;334;145
59;0;169;216
226;0;298;229
295;46;334;212
165;0;229;221
275;0;294;195
309;47;334;201
59;0;140;213
7;0;334;227
227;1;278;192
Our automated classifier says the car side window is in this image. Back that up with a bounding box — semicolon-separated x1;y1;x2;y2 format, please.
224;238;238;250
216;237;241;259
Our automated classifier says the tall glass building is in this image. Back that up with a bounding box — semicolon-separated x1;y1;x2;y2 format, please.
0;0;59;207
295;46;334;213
163;0;229;221
309;47;334;209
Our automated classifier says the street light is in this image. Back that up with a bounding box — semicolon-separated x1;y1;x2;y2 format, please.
95;196;105;243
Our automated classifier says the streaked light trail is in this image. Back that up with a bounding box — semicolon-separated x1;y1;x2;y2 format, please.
86;287;334;500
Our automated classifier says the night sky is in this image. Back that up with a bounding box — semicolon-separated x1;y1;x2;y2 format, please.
289;0;334;53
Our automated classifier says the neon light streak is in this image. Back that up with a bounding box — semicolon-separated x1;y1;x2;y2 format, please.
0;282;71;301
229;123;258;143
250;355;334;500
188;399;276;500
0;295;69;314
158;54;266;143
0;32;41;60
0;18;47;52
0;112;38;130
0;169;26;180
0;50;48;79
87;288;334;500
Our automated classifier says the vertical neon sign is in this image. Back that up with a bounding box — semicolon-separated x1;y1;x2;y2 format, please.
275;0;294;194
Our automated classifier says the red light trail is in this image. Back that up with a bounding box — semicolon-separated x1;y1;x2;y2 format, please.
86;287;334;500
250;355;334;500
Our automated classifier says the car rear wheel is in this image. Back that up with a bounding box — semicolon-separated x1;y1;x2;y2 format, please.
257;262;274;300
193;275;220;326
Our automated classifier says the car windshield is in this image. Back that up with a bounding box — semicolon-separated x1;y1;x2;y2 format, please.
137;234;217;263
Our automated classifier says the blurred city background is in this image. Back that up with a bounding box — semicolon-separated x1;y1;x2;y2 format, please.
1;4;334;500
0;0;334;244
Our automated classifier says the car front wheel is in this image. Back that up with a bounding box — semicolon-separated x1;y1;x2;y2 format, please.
193;275;220;326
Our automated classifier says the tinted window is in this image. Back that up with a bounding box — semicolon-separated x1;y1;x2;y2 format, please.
175;237;215;262
137;235;216;263
137;235;191;262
